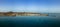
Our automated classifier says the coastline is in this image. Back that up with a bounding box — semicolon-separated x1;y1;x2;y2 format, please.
0;12;48;16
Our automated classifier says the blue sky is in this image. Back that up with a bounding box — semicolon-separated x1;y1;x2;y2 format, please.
0;0;60;13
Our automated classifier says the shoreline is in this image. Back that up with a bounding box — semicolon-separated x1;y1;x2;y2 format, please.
0;12;48;16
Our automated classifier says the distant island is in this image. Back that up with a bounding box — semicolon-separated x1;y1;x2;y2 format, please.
0;11;48;16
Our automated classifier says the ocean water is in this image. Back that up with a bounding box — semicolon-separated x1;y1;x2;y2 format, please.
0;13;60;27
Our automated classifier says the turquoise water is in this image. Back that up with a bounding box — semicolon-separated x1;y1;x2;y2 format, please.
0;16;60;27
0;13;60;27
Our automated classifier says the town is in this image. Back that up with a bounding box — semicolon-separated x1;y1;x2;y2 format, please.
0;11;48;16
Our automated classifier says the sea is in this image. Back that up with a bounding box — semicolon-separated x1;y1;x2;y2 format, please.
0;13;60;27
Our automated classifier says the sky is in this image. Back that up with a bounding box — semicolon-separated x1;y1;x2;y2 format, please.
0;0;60;13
